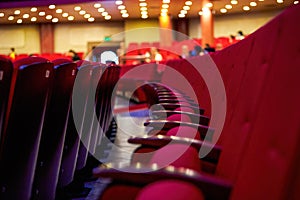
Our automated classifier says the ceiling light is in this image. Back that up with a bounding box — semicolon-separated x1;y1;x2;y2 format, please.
163;0;170;3
8;16;14;20
31;7;37;12
140;7;147;11
84;14;91;18
198;11;203;15
220;8;227;13
259;0;264;1
120;10;127;13
14;10;21;15
62;13;68;17
39;12;46;16
17;19;22;24
139;0;146;1
206;2;213;8
139;2;147;6
46;15;52;20
52;18;58;23
102;12;108;16
162;4;169;8
178;13;185;18
225;4;233;9
185;1;192;6
94;3;101;8
180;10;187;14
88;17;95;22
23;14;29;18
250;2;257;6
141;14;148;19
79;10;86;15
141;11;148;15
56;9;63;14
115;0;123;5
231;0;238;5
31;17;37;22
68;16;74;21
183;6;190;10
0;13;4;17
49;5;55;9
118;5;126;9
105;15;111;20
295;0;299;4
122;13;129;18
277;0;284;3
98;8;105;12
161;8;168;13
243;6;250;11
161;12;167;17
74;6;81;11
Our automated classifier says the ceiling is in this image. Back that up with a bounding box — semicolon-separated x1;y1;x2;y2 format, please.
0;0;297;24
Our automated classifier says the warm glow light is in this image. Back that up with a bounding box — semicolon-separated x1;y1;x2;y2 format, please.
31;17;37;22
105;15;111;20
46;15;52;20
141;14;148;19
94;3;101;8
88;17;95;22
115;0;123;5
181;10;187;14
185;1;192;6
161;12;167;17
250;2;257;6
225;4;233;9
295;0;299;4
141;11;148;15
140;7;147;11
74;6;81;11
17;19;22;24
122;13;129;18
62;13;68;17
68;16;74;21
178;13;185;18
102;12;108;16
162;4;169;8
120;9;127;14
206;2;213;8
49;5;55;9
84;14;91;18
161;8;168;13
118;5;126;9
79;10;86;15
31;7;37;12
243;6;250;11
23;14;29;18
139;2;147;6
14;10;21;15
277;0;284;3
198;11;203;15
220;8;227;13
163;0;170;3
231;0;238;5
98;8;105;12
56;9;63;14
183;6;190;10
0;13;4;17
39;12;46;16
52;18;58;23
8;16;14;20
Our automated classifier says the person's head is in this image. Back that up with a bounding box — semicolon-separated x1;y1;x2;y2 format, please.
10;47;15;52
238;30;244;36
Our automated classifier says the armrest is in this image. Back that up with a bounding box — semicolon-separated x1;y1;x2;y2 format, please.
128;135;222;164
93;164;232;200
150;110;210;126
144;120;214;141
153;103;205;115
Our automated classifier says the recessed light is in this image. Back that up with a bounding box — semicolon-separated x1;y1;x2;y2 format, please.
295;0;299;4
88;17;95;22
118;5;126;9
31;7;37;12
105;15;111;20
98;8;105;12
225;4;233;9
183;6;190;10
141;14;148;19
258;0;264;1
122;13;129;18
14;10;21;15
46;15;52;20
162;4;169;9
23;14;29;18
79;10;86;15
94;3;101;8
0;13;4;17
17;19;22;24
74;6;81;11
56;9;63;14
220;8;227;13
62;13;68;17
206;2;213;8
185;1;192;6
243;6;250;11
198;11;203;15
39;12;46;16
52;18;58;23
8;16;14;20
163;0;170;3
178;13;185;18
120;10;127;14
115;1;123;5
31;17;37;22
84;14;91;18
68;16;74;21
161;8;168;13
140;7;147;11
231;0;238;5
102;12;108;16
277;0;284;3
49;5;55;9
250;2;257;6
139;2;147;7
180;10;187;14
141;11;148;15
161;12;167;17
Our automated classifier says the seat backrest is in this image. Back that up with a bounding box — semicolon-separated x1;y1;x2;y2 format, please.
31;59;77;200
0;56;13;142
0;57;53;200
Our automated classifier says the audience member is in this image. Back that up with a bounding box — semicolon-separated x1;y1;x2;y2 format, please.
67;49;81;61
9;47;16;60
